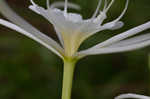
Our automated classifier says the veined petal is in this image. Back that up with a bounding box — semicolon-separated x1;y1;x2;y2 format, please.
115;93;150;99
78;38;150;57
0;19;63;58
88;21;150;50
0;1;64;58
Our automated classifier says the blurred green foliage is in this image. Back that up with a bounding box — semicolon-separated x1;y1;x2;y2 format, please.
0;0;150;99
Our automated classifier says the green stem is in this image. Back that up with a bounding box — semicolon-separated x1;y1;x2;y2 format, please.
62;59;76;99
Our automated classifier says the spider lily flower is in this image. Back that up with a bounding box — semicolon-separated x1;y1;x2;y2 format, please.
115;93;150;99
1;1;150;99
0;0;150;60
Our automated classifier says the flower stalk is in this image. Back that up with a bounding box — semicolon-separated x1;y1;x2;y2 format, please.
62;59;77;99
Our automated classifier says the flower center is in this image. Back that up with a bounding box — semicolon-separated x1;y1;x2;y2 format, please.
62;31;84;58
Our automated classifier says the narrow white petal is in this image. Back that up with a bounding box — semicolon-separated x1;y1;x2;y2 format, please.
115;93;150;99
109;33;150;47
0;19;64;58
50;1;81;10
0;0;64;58
109;21;124;30
29;5;41;14
102;21;124;30
0;19;33;38
90;21;150;49
78;39;150;56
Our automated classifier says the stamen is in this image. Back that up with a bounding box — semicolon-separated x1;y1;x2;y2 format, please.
92;0;102;18
114;0;129;22
64;0;68;13
47;0;50;9
100;0;129;30
103;0;108;11
105;0;115;12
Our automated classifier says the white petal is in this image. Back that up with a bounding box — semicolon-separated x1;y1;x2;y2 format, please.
102;21;124;30
109;33;150;47
0;19;64;58
0;19;33;38
50;1;81;10
0;1;64;58
115;93;150;99
89;21;150;50
78;38;150;57
110;21;124;30
29;5;41;14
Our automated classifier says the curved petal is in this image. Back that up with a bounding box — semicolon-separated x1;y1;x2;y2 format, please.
0;19;63;58
0;1;64;58
78;37;150;57
109;21;124;30
88;21;150;50
115;93;150;99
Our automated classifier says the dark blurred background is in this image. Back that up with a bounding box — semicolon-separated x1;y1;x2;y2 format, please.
0;0;150;99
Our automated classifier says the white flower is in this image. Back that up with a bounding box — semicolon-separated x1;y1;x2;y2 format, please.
115;93;150;99
0;0;150;60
